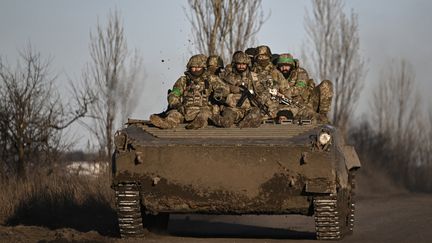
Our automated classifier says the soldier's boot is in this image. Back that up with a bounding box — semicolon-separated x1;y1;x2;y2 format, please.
317;79;333;116
238;108;262;128
210;114;224;127
185;114;208;130
149;114;177;129
220;109;238;128
295;107;320;124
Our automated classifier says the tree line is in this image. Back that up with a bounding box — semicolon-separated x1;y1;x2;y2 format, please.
0;10;144;179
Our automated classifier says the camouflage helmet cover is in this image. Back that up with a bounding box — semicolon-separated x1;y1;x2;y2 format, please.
232;51;251;65
206;55;224;68
255;45;272;59
187;54;208;69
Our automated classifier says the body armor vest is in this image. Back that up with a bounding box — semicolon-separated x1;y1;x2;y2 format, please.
183;78;210;108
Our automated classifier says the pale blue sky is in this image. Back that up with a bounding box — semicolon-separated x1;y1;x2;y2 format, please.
1;0;431;148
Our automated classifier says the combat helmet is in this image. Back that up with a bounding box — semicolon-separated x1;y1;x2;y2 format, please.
187;54;208;69
207;55;224;69
254;45;272;67
255;45;272;59
232;51;251;65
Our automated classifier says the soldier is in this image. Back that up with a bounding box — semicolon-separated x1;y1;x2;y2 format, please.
275;53;333;122
249;45;290;121
206;55;225;77
150;54;228;129
212;51;269;128
251;45;289;94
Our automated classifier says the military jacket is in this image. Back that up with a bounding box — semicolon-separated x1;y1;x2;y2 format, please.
223;69;254;92
283;67;315;106
168;72;228;110
222;68;277;114
252;63;288;93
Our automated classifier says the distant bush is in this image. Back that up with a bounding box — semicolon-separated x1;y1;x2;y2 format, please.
0;167;118;236
350;121;432;193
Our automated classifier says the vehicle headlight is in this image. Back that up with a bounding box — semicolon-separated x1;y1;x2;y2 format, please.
319;132;331;145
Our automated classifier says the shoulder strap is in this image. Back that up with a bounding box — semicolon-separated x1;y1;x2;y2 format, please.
251;72;258;82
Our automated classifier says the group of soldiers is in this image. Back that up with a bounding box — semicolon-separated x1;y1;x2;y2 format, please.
150;45;333;129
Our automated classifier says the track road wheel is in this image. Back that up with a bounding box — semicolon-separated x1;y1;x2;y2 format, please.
313;192;349;240
348;171;356;234
115;183;145;238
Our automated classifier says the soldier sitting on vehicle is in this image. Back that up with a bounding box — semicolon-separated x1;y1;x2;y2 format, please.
206;55;225;77
249;45;290;120
212;51;275;128
149;54;229;129
273;53;333;123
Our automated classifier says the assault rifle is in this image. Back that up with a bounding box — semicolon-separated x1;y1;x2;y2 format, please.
236;85;271;116
269;88;301;107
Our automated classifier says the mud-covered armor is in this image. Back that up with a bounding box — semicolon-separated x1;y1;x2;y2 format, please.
113;118;361;240
114;48;359;242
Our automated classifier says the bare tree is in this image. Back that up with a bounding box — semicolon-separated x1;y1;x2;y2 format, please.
350;58;432;192
371;59;420;140
83;10;144;159
185;0;267;61
303;0;365;132
0;45;93;179
369;59;425;187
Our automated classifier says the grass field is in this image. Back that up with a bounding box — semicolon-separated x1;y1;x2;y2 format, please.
0;168;119;236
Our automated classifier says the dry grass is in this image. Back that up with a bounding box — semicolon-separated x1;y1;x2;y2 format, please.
0;167;119;236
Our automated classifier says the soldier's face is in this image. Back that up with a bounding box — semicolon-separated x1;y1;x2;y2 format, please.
279;64;292;74
190;66;204;76
207;66;218;74
256;55;270;67
236;63;247;72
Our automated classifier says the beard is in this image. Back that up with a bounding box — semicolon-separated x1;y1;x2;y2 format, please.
236;67;246;73
282;70;292;79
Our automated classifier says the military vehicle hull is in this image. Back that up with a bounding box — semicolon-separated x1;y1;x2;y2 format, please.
112;121;361;240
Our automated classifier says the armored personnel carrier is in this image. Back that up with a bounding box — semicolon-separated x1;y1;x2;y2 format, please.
111;120;361;240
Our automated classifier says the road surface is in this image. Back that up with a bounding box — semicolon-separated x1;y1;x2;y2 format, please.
1;193;431;243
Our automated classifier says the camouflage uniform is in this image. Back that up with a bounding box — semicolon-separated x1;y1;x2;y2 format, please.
206;55;224;77
276;53;333;122
312;79;333;118
150;54;228;129
251;45;287;119
212;51;264;128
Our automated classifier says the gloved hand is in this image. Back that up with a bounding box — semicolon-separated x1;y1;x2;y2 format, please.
213;88;225;101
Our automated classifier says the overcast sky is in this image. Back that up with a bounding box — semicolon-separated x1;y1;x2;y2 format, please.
1;0;431;148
